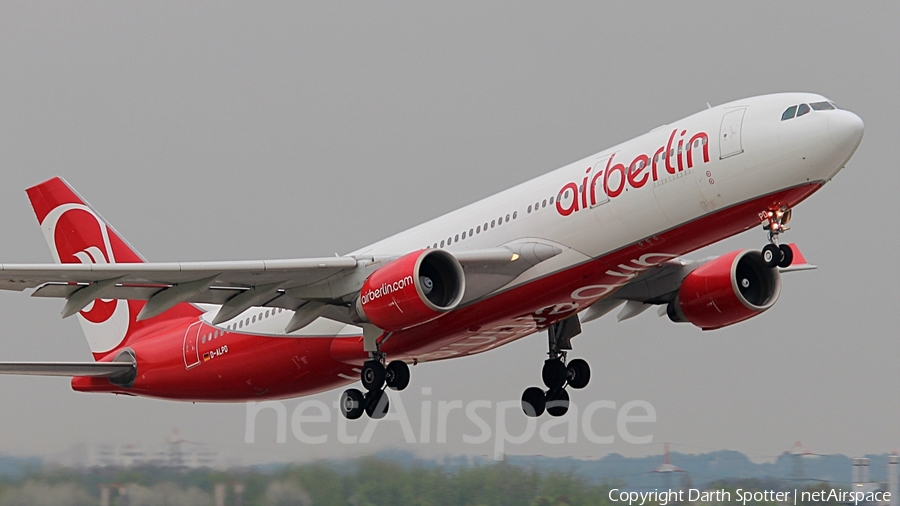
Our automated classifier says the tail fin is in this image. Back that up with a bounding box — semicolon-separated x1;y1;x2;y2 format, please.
26;177;200;358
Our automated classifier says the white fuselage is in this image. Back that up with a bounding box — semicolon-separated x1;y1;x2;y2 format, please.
210;92;863;338
352;93;859;281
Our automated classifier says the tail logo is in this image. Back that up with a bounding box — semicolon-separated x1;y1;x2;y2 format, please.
40;203;131;353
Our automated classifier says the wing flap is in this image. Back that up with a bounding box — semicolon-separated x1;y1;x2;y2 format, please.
31;284;245;305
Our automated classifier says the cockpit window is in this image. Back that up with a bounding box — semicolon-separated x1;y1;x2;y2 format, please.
781;105;797;121
810;101;835;111
796;103;811;117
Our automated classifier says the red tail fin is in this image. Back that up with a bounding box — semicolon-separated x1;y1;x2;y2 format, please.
26;177;201;359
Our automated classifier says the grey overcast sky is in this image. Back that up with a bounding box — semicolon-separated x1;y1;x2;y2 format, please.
0;3;898;465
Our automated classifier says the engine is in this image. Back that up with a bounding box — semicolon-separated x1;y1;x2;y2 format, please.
667;249;781;330
355;249;465;331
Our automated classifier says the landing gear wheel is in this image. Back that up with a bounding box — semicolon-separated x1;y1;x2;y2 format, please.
762;244;780;268
546;388;570;417
542;359;567;389
521;387;546;417
566;359;591;389
777;244;794;268
340;389;365;420
364;389;389;419
361;360;386;391
385;361;410;391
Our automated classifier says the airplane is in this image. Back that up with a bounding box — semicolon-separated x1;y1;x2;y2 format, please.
0;93;863;420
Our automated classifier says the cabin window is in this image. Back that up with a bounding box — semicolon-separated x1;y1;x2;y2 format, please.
797;103;811;117
542;199;547;208
513;211;518;219
491;220;495;228
527;205;532;213
469;228;474;236
781;106;797;121
455;234;459;242
506;214;510;222
476;226;481;233
440;240;445;247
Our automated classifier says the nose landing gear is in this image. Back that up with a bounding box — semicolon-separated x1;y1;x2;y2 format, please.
760;206;794;268
521;315;590;418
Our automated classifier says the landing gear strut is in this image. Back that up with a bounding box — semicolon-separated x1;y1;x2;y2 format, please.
521;315;590;418
760;206;794;268
339;350;411;420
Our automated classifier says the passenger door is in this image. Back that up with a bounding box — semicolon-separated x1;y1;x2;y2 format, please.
719;108;746;159
183;321;201;369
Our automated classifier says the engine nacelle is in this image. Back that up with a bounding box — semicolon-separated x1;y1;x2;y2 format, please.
355;249;465;332
668;249;781;330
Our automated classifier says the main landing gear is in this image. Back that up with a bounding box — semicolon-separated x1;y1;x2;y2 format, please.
521;315;590;418
340;354;410;420
760;206;794;269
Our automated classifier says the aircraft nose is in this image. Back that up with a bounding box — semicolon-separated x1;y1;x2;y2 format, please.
827;110;864;151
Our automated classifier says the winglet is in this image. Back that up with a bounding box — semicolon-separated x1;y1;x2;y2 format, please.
779;243;817;273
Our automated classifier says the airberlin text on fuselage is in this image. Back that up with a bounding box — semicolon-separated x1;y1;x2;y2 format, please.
556;128;710;216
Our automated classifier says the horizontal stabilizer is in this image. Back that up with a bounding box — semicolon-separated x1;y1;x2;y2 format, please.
0;361;134;377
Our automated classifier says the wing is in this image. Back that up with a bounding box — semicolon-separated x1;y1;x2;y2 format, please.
0;242;561;329
580;242;816;324
0;361;134;377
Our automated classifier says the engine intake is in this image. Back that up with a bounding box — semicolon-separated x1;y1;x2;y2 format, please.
668;249;781;330
356;249;465;331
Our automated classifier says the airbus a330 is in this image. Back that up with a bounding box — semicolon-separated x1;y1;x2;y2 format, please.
0;93;864;419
